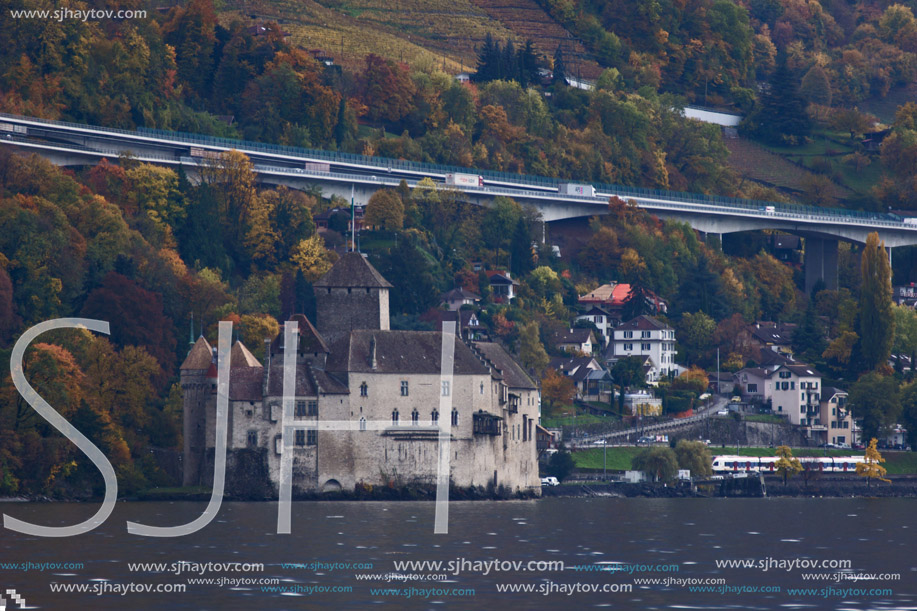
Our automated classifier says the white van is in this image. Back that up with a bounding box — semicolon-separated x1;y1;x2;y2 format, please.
540;477;559;487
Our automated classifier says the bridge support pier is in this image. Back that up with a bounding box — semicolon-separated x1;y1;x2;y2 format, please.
804;237;838;295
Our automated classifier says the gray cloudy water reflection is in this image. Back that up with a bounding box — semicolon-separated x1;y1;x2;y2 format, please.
0;497;914;609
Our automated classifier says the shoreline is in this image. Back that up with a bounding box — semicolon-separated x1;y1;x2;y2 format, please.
5;475;917;503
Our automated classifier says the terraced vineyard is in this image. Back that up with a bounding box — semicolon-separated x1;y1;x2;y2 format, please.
725;137;853;201
221;0;604;78
222;0;516;72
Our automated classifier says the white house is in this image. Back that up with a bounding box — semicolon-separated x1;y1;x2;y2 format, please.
767;364;822;428
552;328;596;355
819;387;856;447
606;316;676;379
440;287;481;311
575;305;615;347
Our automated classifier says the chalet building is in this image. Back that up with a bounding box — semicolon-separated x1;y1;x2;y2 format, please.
440;287;481;311
420;308;487;341
578;282;667;318
485;270;518;302
552;328;596;355
182;253;540;496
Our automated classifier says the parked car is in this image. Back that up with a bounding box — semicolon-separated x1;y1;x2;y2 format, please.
541;476;559;487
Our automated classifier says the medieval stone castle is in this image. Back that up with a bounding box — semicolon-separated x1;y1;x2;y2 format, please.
180;252;541;495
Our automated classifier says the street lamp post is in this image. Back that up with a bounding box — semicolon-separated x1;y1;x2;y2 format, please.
603;439;607;481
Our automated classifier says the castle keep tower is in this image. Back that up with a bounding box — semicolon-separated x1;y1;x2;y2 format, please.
313;252;392;341
180;336;215;486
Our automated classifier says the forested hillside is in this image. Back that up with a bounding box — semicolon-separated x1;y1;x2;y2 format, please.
2;0;917;497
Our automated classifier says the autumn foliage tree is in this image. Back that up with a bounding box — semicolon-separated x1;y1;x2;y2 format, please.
541;368;575;413
856;438;890;488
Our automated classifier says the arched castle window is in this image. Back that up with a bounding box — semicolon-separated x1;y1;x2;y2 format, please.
431;410;439;425
451;409;459;427
360;382;368;397
392;409;399;425
359;417;366;431
411;409;419;426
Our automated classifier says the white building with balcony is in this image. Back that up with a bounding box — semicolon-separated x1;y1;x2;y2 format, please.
606;315;677;379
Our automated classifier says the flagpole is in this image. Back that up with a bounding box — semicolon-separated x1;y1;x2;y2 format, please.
351;184;355;252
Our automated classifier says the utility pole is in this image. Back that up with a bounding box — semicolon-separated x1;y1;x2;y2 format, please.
716;348;720;396
350;184;355;252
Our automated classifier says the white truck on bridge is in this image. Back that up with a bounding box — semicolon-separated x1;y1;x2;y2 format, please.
558;183;596;197
445;173;484;188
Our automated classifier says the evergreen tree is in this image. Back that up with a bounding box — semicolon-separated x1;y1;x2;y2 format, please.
552;45;567;86
743;52;810;145
675;255;729;320
509;218;534;277
622;282;655;321
857;232;895;371
518;40;540;87
473;33;499;83
792;302;826;362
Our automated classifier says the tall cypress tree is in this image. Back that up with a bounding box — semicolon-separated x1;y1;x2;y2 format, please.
856;232;895;372
509;218;534;277
553;45;567;86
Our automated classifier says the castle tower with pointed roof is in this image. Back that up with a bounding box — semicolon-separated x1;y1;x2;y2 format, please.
180;336;215;485
314;252;391;341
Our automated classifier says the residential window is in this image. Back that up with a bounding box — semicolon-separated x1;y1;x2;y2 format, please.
442;381;450;396
779;371;791;379
624;331;633;338
307;400;318;416
307;429;317;445
392;409;399;425
295;430;305;446
411;409;419;426
247;431;258;448
359;417;366;431
800;406;805;414
624;343;633;351
748;384;758;393
641;343;651;351
452;409;459;427
295;401;306;417
641;331;650;338
401;381;409;396
790;381;795;390
801;392;805;401
360;382;368;397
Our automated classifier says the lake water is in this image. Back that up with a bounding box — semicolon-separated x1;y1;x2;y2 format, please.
0;498;914;609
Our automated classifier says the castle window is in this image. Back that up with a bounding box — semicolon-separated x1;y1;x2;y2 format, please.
307;400;318;416
360;382;368;397
359;417;366;431
307;430;317;445
451;409;459;427
392;409;399;424
295;430;305;446
401;381;409;396
295;401;306;417
411;410;419;426
432;410;439;425
480;382;484;394
247;431;258;447
441;381;450;396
